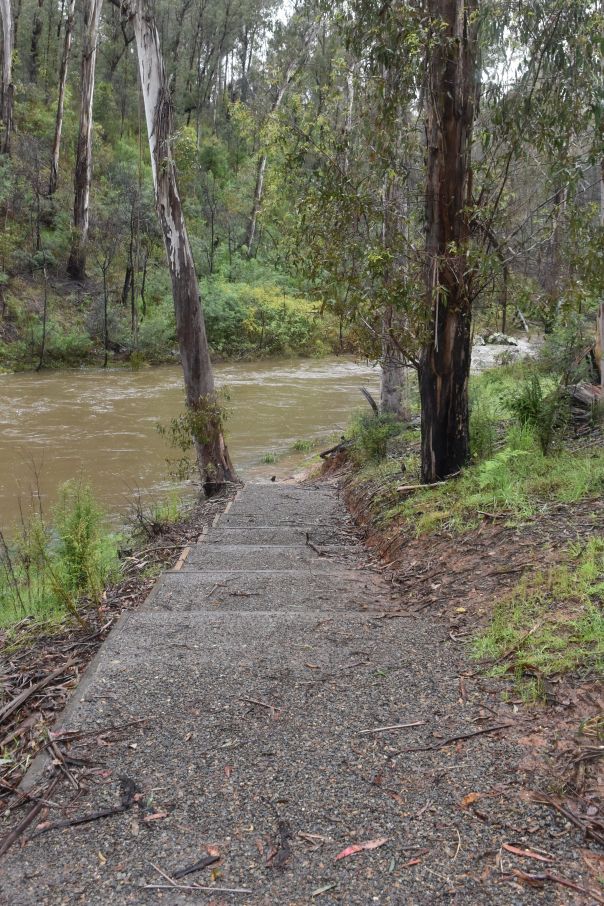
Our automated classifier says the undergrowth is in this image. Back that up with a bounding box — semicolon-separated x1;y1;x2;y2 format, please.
0;481;119;627
472;537;604;698
347;361;604;538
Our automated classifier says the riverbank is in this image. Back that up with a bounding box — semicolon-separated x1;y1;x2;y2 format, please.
0;268;354;375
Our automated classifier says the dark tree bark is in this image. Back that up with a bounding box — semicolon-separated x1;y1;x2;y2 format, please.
419;0;479;483
119;0;236;487
49;0;76;195
0;0;13;154
67;0;103;280
29;0;44;83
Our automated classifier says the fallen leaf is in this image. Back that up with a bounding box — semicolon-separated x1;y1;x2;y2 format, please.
502;843;554;863
98;851;107;865
143;811;167;822
207;845;221;858
335;837;388;861
405;858;421;867
224;765;233;778
312;883;337;897
454;607;467;613
460;792;482;809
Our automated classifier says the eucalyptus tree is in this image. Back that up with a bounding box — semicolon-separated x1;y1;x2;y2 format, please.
0;0;13;154
67;0;104;280
418;0;480;481
49;0;77;195
112;0;236;488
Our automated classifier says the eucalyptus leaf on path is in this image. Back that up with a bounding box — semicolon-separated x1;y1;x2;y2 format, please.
335;837;389;861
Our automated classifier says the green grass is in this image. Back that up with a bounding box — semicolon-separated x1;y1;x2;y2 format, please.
472;538;604;698
260;451;279;464
0;482;120;627
346;361;604;538
291;438;317;453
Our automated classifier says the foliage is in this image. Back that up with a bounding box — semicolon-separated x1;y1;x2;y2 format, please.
473;538;604;698
349;411;404;464
0;482;119;626
157;392;230;480
507;374;569;455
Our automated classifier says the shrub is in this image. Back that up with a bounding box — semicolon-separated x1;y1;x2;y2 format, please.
508;374;568;455
0;482;119;625
349;411;404;464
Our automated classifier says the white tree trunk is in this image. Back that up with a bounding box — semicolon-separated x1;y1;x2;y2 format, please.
67;0;103;279
0;0;13;154
127;0;235;486
49;0;76;195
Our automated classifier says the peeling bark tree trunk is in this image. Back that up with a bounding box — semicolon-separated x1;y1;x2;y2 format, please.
0;0;13;154
67;0;103;280
125;0;236;486
419;0;479;483
49;0;76;196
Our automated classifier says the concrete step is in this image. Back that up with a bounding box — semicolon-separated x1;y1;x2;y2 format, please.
144;569;388;613
201;525;361;547
183;543;360;571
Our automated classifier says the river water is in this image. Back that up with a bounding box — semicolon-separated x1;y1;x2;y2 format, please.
0;339;536;532
0;357;381;530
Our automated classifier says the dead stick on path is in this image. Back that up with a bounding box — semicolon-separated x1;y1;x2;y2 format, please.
239;697;276;712
142;883;252;894
528;794;604;847
401;723;513;753
0;777;61;856
359;721;426;735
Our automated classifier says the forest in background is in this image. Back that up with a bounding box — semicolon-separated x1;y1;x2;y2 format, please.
0;0;601;376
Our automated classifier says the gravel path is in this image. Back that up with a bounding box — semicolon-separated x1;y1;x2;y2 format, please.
1;481;598;904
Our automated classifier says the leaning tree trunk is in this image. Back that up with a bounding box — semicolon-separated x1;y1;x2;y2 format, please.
67;0;103;281
0;0;13;155
49;0;76;196
419;0;479;483
127;0;236;487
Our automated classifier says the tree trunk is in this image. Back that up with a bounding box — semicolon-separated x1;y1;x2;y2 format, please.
419;0;479;483
49;0;76;196
380;307;407;418
0;0;13;154
30;0;44;83
126;0;236;487
67;0;103;281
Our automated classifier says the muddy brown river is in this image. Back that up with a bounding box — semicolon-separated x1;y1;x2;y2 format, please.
0;357;381;530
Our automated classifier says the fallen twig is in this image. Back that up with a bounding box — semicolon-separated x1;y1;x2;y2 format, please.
141;883;252;894
30;776;138;839
401;723;513;753
359;721;426;735
0;776;60;856
172;855;220;879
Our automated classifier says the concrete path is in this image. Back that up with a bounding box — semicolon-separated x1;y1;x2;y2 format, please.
1;482;582;904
